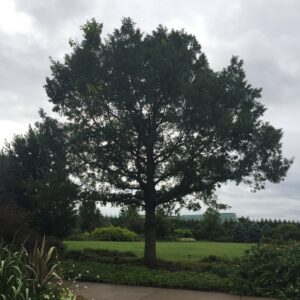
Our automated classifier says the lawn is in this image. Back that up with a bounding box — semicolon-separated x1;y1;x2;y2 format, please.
64;241;253;261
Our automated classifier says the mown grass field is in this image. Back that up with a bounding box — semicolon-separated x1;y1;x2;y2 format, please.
64;241;253;261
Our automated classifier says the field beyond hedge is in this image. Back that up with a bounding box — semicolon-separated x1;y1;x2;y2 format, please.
64;241;253;261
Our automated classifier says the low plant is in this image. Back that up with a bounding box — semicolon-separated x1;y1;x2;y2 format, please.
0;239;76;300
233;242;300;299
87;226;139;241
0;244;26;300
62;260;231;292
62;248;138;263
26;237;61;295
174;229;194;239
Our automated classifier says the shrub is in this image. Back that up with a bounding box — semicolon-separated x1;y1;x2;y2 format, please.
62;260;231;292
0;243;26;299
87;226;139;241
0;239;76;300
62;248;137;262
233;243;300;299
174;229;193;239
0;201;40;247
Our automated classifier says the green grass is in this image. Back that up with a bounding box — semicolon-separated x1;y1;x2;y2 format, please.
64;241;253;261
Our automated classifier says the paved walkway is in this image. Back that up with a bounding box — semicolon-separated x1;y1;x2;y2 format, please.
69;282;278;300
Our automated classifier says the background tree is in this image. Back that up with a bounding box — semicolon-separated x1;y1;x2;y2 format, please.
78;200;106;232
0;113;78;239
155;209;174;240
233;222;247;242
119;206;144;234
275;223;300;241
247;223;262;243
200;208;223;240
0;201;33;244
45;18;292;265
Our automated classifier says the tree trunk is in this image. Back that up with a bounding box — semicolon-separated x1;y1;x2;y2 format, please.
144;205;156;266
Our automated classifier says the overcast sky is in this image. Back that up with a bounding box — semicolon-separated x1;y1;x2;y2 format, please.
0;0;299;220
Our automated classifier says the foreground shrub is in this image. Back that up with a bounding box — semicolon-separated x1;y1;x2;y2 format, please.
87;226;139;241
0;244;25;299
0;239;76;300
62;260;230;292
233;243;300;299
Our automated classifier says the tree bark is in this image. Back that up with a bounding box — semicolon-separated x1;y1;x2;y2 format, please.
144;204;156;266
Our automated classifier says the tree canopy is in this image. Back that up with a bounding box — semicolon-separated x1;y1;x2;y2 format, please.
45;18;292;264
0;112;78;238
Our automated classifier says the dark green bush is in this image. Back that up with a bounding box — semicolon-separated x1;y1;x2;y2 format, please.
87;226;139;241
174;228;194;238
62;260;231;292
62;248;137;262
233;243;300;299
0;239;75;299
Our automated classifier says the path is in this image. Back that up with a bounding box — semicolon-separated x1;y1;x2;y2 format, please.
69;282;278;300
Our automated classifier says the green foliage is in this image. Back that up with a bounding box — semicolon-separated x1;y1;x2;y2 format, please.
62;248;137;263
0;240;75;300
62;260;231;292
233;243;300;298
0;114;78;239
0;244;26;300
78;201;106;232
155;212;174;240
232;222;247;242
26;237;60;294
45;18;291;264
0;201;39;247
192;208;224;241
87;226;139;241
247;223;262;243
46;17;291;211
174;229;193;238
118;207;144;235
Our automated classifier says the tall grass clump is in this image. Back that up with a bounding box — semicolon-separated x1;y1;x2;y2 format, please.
0;238;76;300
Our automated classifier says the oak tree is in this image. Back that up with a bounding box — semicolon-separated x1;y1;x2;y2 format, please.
45;18;292;264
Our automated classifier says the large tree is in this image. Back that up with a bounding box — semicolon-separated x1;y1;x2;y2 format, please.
78;200;105;232
0;113;78;238
45;18;292;265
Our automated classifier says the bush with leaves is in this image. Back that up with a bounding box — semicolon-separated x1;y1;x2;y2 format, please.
233;243;300;299
174;229;194;239
62;260;231;292
0;239;76;300
87;226;140;241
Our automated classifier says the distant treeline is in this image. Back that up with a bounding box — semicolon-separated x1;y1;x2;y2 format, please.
73;204;300;243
